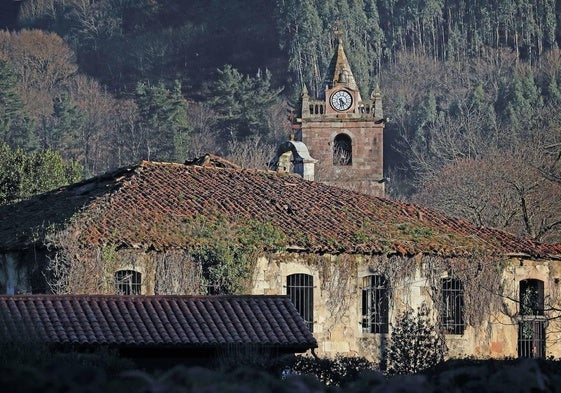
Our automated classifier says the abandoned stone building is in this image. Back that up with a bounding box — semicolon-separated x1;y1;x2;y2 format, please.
2;39;561;364
1;154;561;363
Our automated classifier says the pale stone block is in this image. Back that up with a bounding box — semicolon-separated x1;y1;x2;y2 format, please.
322;340;351;354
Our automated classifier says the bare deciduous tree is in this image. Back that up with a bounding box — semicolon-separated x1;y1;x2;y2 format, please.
414;148;561;243
184;103;223;159
225;135;276;170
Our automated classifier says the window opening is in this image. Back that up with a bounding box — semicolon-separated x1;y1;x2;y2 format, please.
441;278;465;334
361;274;389;333
520;279;544;316
114;270;141;295
518;279;545;358
333;134;352;166
287;273;314;331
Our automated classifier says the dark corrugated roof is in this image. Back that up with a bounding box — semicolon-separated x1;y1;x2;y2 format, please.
0;158;559;258
0;294;317;350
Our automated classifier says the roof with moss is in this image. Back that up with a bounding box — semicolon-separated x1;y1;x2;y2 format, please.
1;154;560;258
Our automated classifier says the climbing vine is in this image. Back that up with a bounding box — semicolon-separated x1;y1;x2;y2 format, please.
318;254;357;330
44;214;288;295
44;208;509;345
423;254;505;331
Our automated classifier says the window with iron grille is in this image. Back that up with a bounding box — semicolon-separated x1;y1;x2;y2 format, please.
114;270;141;295
441;278;465;335
361;274;389;334
518;279;546;358
286;273;314;331
518;320;546;358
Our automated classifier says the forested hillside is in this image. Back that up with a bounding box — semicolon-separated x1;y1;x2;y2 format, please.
2;0;561;242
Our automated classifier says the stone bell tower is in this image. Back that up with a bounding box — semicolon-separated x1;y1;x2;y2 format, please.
295;38;386;197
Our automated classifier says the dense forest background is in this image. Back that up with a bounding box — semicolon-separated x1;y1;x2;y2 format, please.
2;0;561;242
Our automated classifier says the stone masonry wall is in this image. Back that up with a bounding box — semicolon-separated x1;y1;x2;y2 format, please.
251;253;561;362
301;119;384;197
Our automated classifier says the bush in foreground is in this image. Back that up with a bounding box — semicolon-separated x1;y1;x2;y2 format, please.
2;347;561;392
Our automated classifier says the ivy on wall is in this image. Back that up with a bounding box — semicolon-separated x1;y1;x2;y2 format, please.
44;209;512;352
45;215;288;295
422;255;506;331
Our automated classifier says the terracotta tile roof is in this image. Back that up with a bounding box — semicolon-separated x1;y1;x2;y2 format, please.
0;294;317;350
0;158;559;258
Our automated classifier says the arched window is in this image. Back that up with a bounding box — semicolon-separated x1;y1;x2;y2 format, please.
520;279;544;316
518;279;545;358
361;274;389;333
333;134;352;166
286;273;314;331
441;278;465;335
114;270;141;295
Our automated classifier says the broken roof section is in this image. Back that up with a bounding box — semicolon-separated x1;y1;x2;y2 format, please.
0;157;559;258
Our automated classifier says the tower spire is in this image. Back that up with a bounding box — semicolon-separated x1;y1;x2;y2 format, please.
328;38;361;101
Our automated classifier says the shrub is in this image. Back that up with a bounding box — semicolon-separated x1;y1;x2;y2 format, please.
285;355;378;386
386;303;446;374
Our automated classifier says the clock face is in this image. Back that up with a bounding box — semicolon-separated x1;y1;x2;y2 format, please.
330;90;353;111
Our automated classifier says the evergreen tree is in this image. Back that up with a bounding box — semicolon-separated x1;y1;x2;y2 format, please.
44;93;85;161
0;143;82;205
134;80;190;162
0;60;35;151
466;84;498;144
546;74;561;105
469;84;496;119
500;69;542;138
276;0;383;99
168;80;191;162
206;65;282;141
414;92;439;157
276;0;324;97
344;0;382;97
